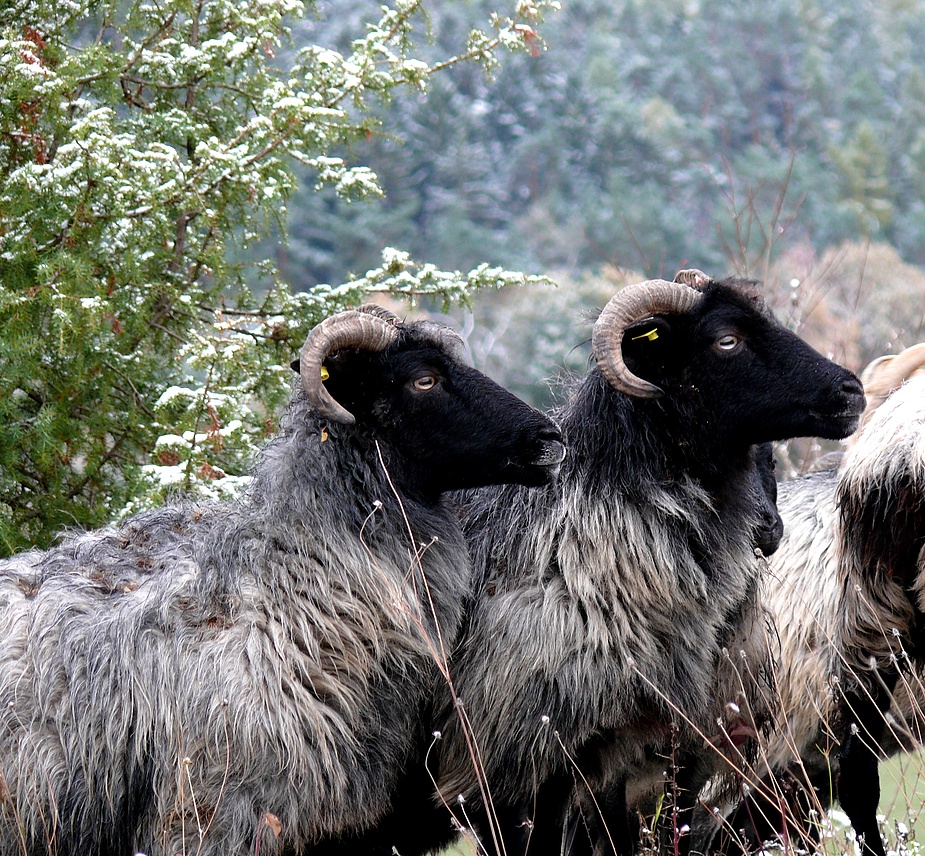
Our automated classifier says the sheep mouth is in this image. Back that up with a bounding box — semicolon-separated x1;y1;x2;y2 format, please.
507;440;566;485
806;387;865;433
534;439;566;468
807;409;862;437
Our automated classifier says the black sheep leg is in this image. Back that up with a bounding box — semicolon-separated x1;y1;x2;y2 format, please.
563;776;634;856
589;777;634;856
562;756;707;856
658;753;713;856
837;673;898;856
706;762;835;855
476;773;577;856
308;771;458;856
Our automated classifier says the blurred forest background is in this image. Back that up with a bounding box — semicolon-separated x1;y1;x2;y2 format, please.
297;0;925;280
3;0;925;552
290;0;925;418
286;0;925;417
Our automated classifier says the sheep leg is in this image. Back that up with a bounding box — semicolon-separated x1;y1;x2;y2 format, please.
563;776;633;856
662;754;712;856
307;767;458;856
837;674;897;856
482;773;577;856
704;763;834;855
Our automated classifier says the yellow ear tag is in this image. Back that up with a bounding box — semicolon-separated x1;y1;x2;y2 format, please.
320;366;330;381
631;327;659;342
321;427;329;443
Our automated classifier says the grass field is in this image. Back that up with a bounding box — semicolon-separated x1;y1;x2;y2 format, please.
879;751;925;851
431;754;925;856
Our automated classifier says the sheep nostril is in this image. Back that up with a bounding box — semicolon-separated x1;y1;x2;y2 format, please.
842;377;864;398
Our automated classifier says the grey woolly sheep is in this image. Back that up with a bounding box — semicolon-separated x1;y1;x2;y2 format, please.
701;343;925;856
427;272;865;856
0;305;565;856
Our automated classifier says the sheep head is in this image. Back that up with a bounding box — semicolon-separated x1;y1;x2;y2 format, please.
591;269;866;447
295;305;401;424
292;305;565;497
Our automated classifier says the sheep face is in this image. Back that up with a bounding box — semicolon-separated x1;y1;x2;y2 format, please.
618;280;865;449
319;330;565;499
751;441;784;556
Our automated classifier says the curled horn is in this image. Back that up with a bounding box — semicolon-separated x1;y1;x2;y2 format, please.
298;306;400;424
591;279;704;398
860;342;925;401
673;268;712;289
354;303;401;323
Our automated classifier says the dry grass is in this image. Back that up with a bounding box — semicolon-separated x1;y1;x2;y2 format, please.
432;758;925;856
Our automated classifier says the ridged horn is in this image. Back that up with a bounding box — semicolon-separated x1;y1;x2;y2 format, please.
592;279;704;398
299;308;400;424
673;268;712;289
414;320;468;362
355;303;401;323
860;342;925;400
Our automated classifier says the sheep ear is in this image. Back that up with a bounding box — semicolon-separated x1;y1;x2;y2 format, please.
291;357;332;377
625;317;671;345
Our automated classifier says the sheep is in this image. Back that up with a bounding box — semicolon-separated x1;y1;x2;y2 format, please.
835;345;925;856
690;465;844;856
426;271;865;856
0;304;565;856
313;442;788;856
751;441;785;559
700;343;925;856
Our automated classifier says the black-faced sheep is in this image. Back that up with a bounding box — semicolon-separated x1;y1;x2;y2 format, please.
0;305;565;856
691;465;843;856
701;343;925;856
431;272;865;856
751;441;785;558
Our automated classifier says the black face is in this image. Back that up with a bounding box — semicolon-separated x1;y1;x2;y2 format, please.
320;335;565;500
751;442;784;556
620;283;865;448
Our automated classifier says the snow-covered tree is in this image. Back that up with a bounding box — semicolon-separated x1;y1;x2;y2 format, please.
0;0;556;553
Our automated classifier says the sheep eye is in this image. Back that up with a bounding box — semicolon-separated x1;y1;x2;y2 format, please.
412;376;437;391
716;334;740;351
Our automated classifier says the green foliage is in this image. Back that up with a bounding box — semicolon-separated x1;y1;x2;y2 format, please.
830;122;895;237
0;0;558;554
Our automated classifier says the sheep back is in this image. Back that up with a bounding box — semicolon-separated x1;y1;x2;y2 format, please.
0;393;470;856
